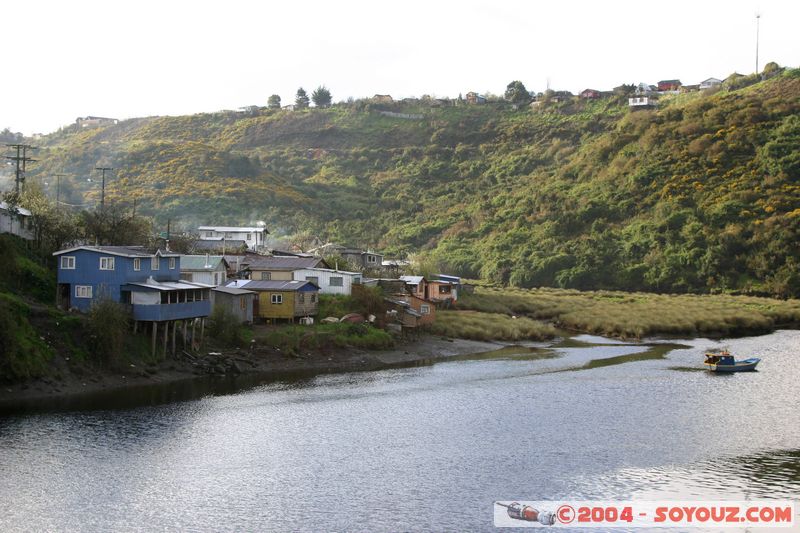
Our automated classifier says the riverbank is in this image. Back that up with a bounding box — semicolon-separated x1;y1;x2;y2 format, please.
0;334;500;413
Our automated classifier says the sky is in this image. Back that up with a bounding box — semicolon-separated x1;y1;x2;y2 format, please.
3;0;797;135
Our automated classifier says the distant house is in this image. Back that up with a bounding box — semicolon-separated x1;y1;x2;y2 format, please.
292;267;362;295
427;279;458;305
0;201;33;240
211;285;256;324
628;96;656;108
680;84;700;93
225;279;319;322
699;77;722;90
657;79;682;92
198;225;268;253
579;89;601;99
193;239;248;254
372;94;393;103
635;82;657;95
76;116;119;128
180;255;228;286
245;255;329;281
465;92;487;104
393;293;435;325
306;243;383;271
400;275;429;300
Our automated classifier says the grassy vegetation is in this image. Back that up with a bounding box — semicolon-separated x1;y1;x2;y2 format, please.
430;310;556;341
0;293;54;381
457;286;800;339
257;322;394;354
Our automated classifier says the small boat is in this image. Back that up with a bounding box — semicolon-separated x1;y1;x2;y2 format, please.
704;350;760;372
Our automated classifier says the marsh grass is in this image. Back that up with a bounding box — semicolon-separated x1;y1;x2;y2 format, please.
456;287;800;339
430;310;556;341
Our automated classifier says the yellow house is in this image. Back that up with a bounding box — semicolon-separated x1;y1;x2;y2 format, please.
227;279;319;322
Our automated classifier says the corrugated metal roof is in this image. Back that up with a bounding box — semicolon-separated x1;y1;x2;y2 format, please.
180;255;226;271
399;275;425;285
212;286;256;296
123;279;213;292
198;226;267;233
298;267;361;276
246;256;325;270
0;201;32;217
53;245;179;258
224;280;318;291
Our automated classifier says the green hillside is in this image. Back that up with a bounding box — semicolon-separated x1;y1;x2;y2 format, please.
28;69;800;296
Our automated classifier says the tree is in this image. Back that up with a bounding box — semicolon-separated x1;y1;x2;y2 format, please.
267;94;281;109
311;85;332;108
17;185;79;253
295;87;310;109
504;80;530;104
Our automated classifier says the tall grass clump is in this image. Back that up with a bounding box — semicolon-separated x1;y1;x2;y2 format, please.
430;310;556;341
0;294;53;381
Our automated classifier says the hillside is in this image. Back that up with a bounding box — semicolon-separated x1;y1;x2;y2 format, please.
25;70;800;296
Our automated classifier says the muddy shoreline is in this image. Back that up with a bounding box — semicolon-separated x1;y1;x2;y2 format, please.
0;335;502;414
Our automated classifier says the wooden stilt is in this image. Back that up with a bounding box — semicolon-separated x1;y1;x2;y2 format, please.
171;321;177;355
183;321;188;347
200;318;205;344
133;320;138;334
151;322;156;358
162;322;168;357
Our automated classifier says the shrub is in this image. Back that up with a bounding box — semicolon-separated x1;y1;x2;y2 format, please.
87;299;130;367
208;305;246;346
0;294;53;381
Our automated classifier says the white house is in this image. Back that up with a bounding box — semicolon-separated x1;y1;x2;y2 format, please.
628;96;656;108
179;255;228;286
197;225;268;252
0;201;33;240
291;267;362;295
699;77;722;90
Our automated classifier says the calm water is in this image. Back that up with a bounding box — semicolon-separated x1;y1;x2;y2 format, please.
1;331;799;532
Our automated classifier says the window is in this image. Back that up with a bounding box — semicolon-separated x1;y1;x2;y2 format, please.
310;294;316;303
271;294;283;304
60;256;75;269
133;258;141;271
420;304;431;315
354;277;361;285
151;256;160;270
214;273;220;285
246;233;252;241
260;271;272;280
367;255;377;263
205;231;214;238
298;293;305;303
439;285;451;294
169;257;176;269
75;285;92;298
240;297;246;310
99;257;115;270
330;276;343;287
305;276;319;285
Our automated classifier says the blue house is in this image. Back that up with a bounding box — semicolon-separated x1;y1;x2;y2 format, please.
53;245;212;322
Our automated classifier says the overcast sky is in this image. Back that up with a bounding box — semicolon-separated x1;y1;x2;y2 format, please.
3;0;797;135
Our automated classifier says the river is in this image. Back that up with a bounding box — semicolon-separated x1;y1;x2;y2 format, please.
1;331;798;531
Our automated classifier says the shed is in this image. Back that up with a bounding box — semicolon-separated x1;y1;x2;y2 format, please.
212;286;256;324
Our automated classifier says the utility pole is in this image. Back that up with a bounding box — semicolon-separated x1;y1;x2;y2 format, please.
55;173;67;206
5;144;37;194
755;13;761;74
95;167;113;210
